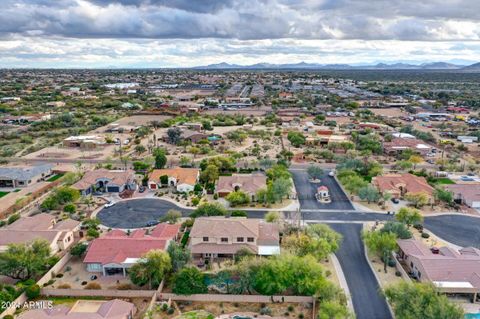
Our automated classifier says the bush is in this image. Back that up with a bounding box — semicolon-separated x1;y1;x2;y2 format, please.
57;283;71;289
3;315;14;319
7;213;20;225
413;224;424;231
116;283;132;290
81;281;88;286
25;284;41;298
167;307;175;315
84;282;101;290
395;271;402;277
287;305;294;312
421;232;430;238
260;307;272;315
63;203;76;214
56;273;64;278
388;259;396;267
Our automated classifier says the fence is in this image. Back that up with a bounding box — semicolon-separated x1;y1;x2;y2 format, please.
37;253;73;287
391;252;412;282
158;293;314;303
41;288;155;298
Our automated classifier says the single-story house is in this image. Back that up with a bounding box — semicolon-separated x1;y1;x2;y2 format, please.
18;299;136;319
383;138;433;156
72;169;136;195
397;238;480;301
0;164;54;188
216;173;267;200
63;135;105;149
83;223;180;276
0;213;80;253
148;167;199;192
445;184;480;208
189;217;280;260
372;173;434;201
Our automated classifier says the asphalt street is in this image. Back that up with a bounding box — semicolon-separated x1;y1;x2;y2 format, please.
290;169;354;210
329;223;392;319
424;215;480;248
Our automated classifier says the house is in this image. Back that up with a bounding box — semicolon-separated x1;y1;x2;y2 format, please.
18;299;136;319
457;136;479;144
383;138;433;156
63;135;105;149
0;164;54;188
216;173;267;200
316;186;331;203
83;223;180;276
182;129;208;143
0;213;80;253
397;238;480;301
148;167;199;192
189;217;280;260
372;173;434;201
72;169;136;195
445;184;480;209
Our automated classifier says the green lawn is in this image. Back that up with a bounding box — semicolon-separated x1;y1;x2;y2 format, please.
47;173;64;182
432;178;455;185
0;191;9;198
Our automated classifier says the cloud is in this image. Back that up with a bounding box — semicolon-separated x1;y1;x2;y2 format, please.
0;0;479;40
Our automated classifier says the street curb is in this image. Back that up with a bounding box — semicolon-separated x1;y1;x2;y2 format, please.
330;253;354;313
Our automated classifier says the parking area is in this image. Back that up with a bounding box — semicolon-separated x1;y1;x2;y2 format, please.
97;198;192;229
290;169;354;210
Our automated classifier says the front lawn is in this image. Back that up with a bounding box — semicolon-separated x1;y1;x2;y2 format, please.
0;191;9;198
47;173;65;182
428;177;455;186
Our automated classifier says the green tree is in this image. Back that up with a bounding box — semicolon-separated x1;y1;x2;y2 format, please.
434;188;453;205
153;148;167;169
230;210;247;217
226;191;250;207
404;192;430;208
363;230;397;272
160;209;182;224
380;221;412;239
172;267;207;295
287;131;306;147
271;177;292;203
70;242;88;257
307;165;324;180
135;144;146;154
191;203;226;218
166;127;182;145
0;239;51;280
358;185;381;203
129;250;171;289
266;164;291;180
167;242;191;272
318;300;352;319
385;282;464;319
408;155;423;170
63;203;76;214
396;207;424;228
200;164;219;184
265;211;281;223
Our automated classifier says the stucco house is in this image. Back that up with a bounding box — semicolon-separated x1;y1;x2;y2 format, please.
372;173;434;202
72;169;136;195
0;164;53;188
0;213;80;253
148;167;199;192
189;217;280;260
216;173;267;201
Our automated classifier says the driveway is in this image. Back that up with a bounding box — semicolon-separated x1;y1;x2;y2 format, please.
329;223;392;319
290;169;354;210
97;198;192;228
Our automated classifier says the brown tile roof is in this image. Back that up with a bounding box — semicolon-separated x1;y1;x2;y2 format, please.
216;173;267;195
190;217;259;238
72;169;134;190
149;167;199;186
373;173;434;196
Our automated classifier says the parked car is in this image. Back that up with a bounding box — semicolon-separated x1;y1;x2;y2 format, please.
391;198;400;204
104;202;115;208
90;275;98;280
328;171;335;177
139;186;146;193
145;220;158;227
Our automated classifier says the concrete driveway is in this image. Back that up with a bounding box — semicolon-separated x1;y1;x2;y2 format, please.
290;169;354;210
329;223;392;319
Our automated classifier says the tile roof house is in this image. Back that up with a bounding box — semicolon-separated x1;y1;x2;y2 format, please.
83;223;180;276
397;238;480;297
189;217;280;260
372;173;434;201
18;299;136;319
72;169;136;195
383;137;433;156
0;163;53;188
445;184;480;209
216;173;267;200
148;167;199;192
0;213;80;253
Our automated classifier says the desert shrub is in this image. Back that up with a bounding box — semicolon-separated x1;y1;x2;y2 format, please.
421;232;430;238
116;283;132;290
25;284;40;298
84;282;101;290
57;283;71;289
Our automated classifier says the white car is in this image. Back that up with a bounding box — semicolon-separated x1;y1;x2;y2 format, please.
328;171;335;177
104;202;115;208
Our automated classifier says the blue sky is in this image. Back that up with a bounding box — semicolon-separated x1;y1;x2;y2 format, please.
1;0;480;67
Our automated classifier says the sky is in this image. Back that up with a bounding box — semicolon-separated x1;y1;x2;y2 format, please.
1;0;480;68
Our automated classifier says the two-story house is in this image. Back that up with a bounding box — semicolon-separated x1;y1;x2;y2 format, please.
189;217;280;260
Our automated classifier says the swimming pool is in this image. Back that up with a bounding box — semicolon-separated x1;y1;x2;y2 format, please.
465;314;480;319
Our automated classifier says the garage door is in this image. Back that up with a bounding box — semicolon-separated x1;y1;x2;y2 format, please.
107;186;120;192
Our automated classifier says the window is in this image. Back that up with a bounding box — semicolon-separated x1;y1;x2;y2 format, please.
203;237;209;242
247;237;254;242
237;237;244;242
221;237;228;243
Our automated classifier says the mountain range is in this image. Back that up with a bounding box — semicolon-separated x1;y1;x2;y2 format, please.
192;61;480;70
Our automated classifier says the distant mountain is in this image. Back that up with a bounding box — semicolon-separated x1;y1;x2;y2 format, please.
462;62;480;71
192;61;468;70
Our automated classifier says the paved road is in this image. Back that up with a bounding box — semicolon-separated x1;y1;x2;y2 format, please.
424;215;480;248
97;198;193;228
329;223;392;319
290;169;354;210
